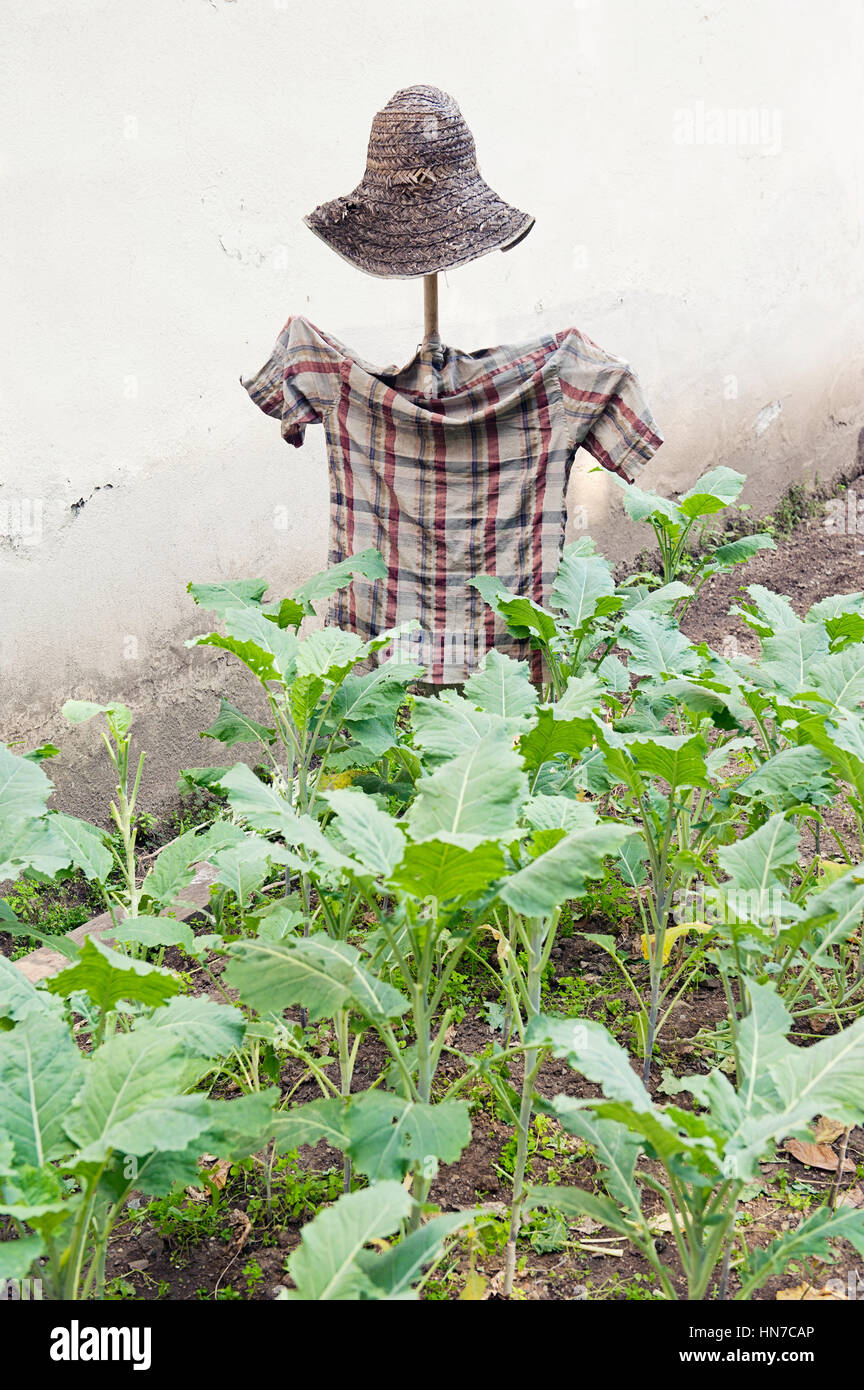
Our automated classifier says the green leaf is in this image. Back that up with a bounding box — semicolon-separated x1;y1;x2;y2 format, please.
769;1014;864;1131
187;578;268;617
723;987;864;1176
735;981;794;1118
0;815;72;880
0;958;63;1023
662;1068;743;1138
407;735;528;847
624;581;693;614
329;662;421;725
711;532;775;565
0;743;53;822
412;694;513;763
209;835;292;903
462;649;539;718
733;584;801;637
61;700;132;734
601;730;710;792
220;772;355;877
188;631;283;685
292;549;387;614
271;1098;350;1153
618;612;699;678
795;714;864;801
342;1093;471;1182
225;934;408;1025
130;1090;277;1195
285;1181;414;1300
808;591;864;625
0;915;78;960
0;1014;86;1165
826;612;864;649
0;1233;45;1280
740;1205;864;1294
658;677;747;726
218;764;304;842
141;823;243;910
323;787;406;878
617;836;649;888
550;550;617;632
219;607;300;679
45;936;181;1013
791;872;864;969
468;576;558;644
103;915;195;954
49;813;113;882
526;1014;652;1110
678;466;745;517
277;1092;471;1184
23;743;60;763
296;628;365;679
612;478;680;527
269;596;307;629
0;1162;71;1226
389;839;506;905
808;647;864;712
522;796;598;835
540;1098;644;1217
289;674;326;730
736;746;832;803
526;1185;637;1239
717;814;800;907
134;995;246;1059
64;1030;212;1163
201;698;276;747
177;766;232;794
499;822;635;917
357;1210;476;1298
556;673;605;715
519;709;595;771
759;626;829;694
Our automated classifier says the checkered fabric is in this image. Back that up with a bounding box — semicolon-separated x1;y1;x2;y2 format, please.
243;316;662;683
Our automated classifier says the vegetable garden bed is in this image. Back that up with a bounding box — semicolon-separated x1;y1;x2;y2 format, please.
4;467;864;1303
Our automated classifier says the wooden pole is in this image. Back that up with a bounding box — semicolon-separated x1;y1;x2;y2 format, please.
423;272;439;346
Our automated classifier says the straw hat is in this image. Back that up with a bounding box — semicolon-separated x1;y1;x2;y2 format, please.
303;85;534;279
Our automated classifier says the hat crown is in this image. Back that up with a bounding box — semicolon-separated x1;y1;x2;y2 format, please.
365;84;477;176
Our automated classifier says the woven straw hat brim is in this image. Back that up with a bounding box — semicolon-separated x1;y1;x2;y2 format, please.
304;172;534;280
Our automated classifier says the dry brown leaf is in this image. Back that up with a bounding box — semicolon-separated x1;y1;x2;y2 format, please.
777;1282;847;1301
227;1207;252;1253
837;1185;864;1209
649;1211;687;1236
575;1216;603;1235
482;1270;505;1300
203;1158;232;1191
784;1138;855;1173
812;1116;848;1145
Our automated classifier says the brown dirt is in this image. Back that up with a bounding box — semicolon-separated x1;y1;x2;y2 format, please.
681;513;864;656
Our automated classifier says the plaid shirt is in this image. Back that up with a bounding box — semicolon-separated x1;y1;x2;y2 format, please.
243;316;662;683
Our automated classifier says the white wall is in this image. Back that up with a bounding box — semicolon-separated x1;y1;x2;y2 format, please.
2;0;863;813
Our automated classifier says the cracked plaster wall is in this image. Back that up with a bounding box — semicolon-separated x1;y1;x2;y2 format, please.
2;0;864;818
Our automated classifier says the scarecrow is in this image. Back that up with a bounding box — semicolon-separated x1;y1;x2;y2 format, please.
243;85;662;686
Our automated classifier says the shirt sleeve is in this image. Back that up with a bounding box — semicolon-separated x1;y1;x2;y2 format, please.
240;316;341;448
557;329;663;482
